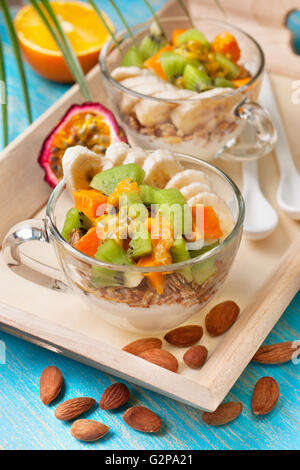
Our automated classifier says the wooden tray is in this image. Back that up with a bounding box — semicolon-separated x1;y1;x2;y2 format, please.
0;0;299;411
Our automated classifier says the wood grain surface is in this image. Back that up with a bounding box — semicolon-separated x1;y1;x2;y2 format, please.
0;0;299;450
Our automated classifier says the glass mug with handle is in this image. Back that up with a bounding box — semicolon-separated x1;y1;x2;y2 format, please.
100;17;276;162
3;153;244;333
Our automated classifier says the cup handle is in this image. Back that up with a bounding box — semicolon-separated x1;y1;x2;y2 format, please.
216;100;277;162
2;218;70;292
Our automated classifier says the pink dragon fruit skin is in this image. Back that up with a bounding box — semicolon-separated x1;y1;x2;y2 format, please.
38;102;127;188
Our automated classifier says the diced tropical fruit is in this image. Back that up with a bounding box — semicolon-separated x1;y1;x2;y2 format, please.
214;77;235;88
214;52;240;79
212;32;241;62
232;76;251;88
95;239;132;265
140;34;168;60
73;189;107;220
107;179;140;207
137;255;165;295
61;208;93;241
192;258;216;285
171;28;187;45
170;237;192;282
73;227;101;257
176;29;209;46
154;188;193;236
159;51;190;82
119;191;148;222
121;46;144;67
139;184;159;205
90;164;145;195
144;44;172;80
91;239;142;288
128;222;153;258
191;205;223;240
170;237;190;263
183;64;212;92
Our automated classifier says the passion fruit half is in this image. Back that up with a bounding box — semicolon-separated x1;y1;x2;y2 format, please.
38;102;127;187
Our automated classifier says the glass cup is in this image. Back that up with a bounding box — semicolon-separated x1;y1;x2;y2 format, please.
100;16;276;162
3;153;244;333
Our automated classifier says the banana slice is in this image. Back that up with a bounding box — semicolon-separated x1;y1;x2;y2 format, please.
134;87;178;127
180;182;212;199
120;80;167;114
111;66;154;82
188;192;234;238
143;149;183;188
62;145;102;195
101;142;130;170
123;147;147;166
165;169;211;190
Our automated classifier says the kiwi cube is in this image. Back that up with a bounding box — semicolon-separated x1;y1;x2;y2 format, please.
128;222;152;258
192;258;216;285
90;164;145;195
61;208;93;242
139;184;159;205
170;237;192;282
214;52;240;79
154;188;193;237
176;29;209;46
183;64;212;92
121;46;144;67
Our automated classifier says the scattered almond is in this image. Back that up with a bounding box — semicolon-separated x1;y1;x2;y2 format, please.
100;383;130;410
164;325;203;347
139;348;178;373
252;376;279;415
252;341;300;364
54;397;95;421
71;419;109;442
123;406;161;433
122;338;162;356
202;402;243;426
183;345;208;369
39;366;63;405
205;300;240;337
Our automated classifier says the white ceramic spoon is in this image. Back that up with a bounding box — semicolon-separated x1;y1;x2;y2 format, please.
260;73;300;220
242;159;279;240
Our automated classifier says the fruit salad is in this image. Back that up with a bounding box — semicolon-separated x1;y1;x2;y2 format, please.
102;22;261;160
60;143;235;315
121;27;251;92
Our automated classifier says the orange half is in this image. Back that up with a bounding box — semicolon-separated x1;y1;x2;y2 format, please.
14;1;114;83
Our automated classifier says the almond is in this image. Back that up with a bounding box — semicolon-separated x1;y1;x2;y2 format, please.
39;366;63;405
54;397;95;421
122;338;162;356
252;376;279;415
123;406;161;433
183;345;208;369
100;383;130;410
139;348;178;373
252;341;300;364
71;419;109;442
205;300;240;336
202;402;243;426
164;325;203;347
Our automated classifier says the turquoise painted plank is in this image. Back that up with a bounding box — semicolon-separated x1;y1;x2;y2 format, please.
0;0;299;450
0;291;299;450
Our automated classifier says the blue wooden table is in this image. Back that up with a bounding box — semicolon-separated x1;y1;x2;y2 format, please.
0;0;299;451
